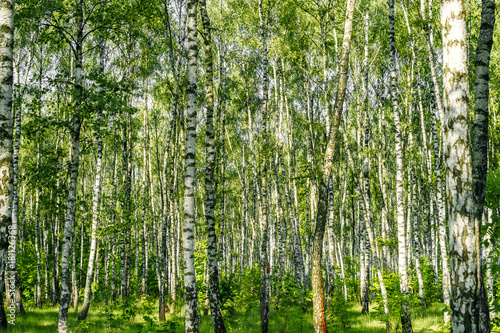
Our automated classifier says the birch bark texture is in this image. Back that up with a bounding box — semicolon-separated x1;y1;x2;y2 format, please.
0;0;13;327
200;0;226;331
59;0;83;330
11;104;24;314
258;0;271;331
183;0;200;331
78;31;106;322
472;0;495;329
440;0;479;330
388;0;412;330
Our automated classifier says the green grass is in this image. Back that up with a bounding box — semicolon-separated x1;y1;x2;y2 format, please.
7;301;500;332
342;302;444;333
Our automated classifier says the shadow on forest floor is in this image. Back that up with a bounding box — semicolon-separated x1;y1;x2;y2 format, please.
9;304;112;332
8;301;500;332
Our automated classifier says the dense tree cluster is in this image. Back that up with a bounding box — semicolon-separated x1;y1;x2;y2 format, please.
0;0;499;332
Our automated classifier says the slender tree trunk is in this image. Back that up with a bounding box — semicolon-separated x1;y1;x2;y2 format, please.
420;0;452;314
35;188;42;308
79;32;106;320
279;150;304;291
58;1;83;330
412;168;426;307
110;142;118;303
389;0;412;330
472;0;495;329
200;1;226;331
312;0;355;330
183;0;199;331
402;8;427;308
258;1;271;331
11;94;25;315
73;218;80;311
484;208;495;319
52;178;61;307
43;217;49;302
420;0;445;125
78;108;103;320
359;202;369;314
0;0;14;325
104;239;109;305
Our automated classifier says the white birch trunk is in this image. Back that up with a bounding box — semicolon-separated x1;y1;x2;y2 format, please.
440;0;479;329
389;0;412;330
0;0;14;325
183;0;199;331
58;1;83;329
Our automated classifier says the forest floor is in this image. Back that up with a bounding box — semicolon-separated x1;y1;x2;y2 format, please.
9;301;500;332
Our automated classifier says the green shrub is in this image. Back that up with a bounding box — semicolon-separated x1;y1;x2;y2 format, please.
326;274;350;333
219;272;237;315
421;256;441;304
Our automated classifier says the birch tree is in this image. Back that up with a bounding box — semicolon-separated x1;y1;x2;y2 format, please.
440;0;480;329
258;0;271;331
201;0;226;331
183;0;200;331
58;0;84;330
471;0;495;329
0;0;13;327
388;0;412;330
311;0;355;330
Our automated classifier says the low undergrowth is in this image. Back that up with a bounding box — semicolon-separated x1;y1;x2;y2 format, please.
9;299;455;332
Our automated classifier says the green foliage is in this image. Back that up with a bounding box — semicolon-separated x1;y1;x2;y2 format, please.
370;270;418;329
116;297;140;322
219;273;237;315
408;256;441;308
231;266;260;314
272;271;308;332
141;268;158;298
94;295;186;332
326;276;351;333
18;241;38;301
484;168;500;329
485;168;500;211
72;319;92;333
273;271;305;309
492;277;500;329
343;257;359;302
371;271;400;319
420;257;441;305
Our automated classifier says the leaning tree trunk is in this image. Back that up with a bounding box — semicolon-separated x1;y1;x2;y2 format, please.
200;0;226;331
388;0;412;331
58;2;83;330
77;123;103;320
183;0;199;331
440;0;480;329
78;32;106;321
0;0;14;326
411;168;426;307
312;0;355;330
471;0;495;330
